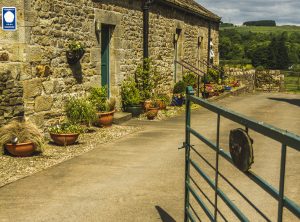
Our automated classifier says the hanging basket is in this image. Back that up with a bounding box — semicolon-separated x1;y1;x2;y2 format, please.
66;48;85;65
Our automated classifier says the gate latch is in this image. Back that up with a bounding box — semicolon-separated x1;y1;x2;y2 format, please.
178;142;194;150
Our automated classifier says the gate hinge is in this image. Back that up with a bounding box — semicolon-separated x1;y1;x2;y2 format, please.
178;142;194;150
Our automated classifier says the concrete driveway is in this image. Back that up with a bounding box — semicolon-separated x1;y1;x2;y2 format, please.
0;92;299;222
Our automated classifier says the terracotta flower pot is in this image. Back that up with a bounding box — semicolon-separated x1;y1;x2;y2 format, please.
146;107;159;120
50;133;80;146
98;110;115;127
155;99;167;110
143;100;152;111
5;142;35;157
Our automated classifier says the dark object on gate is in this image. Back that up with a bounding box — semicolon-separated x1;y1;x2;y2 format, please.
229;128;254;172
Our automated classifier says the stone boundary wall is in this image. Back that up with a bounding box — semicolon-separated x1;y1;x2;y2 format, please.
223;67;256;92
255;70;284;92
224;67;284;92
0;69;24;126
0;0;219;128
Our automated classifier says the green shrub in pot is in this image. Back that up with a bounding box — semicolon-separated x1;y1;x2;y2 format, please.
65;97;97;126
121;78;143;117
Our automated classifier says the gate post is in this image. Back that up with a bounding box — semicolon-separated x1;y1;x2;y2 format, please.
184;86;194;222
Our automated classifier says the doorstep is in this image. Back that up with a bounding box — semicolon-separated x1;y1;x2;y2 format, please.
113;111;132;124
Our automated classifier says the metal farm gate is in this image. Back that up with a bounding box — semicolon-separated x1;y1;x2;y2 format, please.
183;86;300;222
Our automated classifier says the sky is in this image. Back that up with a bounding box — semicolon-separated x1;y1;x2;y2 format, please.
196;0;300;26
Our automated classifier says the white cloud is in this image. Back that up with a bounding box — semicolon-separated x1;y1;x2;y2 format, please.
197;0;300;25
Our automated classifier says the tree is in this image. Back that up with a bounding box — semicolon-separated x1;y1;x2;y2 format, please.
243;20;276;26
267;37;278;69
276;34;290;69
219;36;232;59
251;45;270;67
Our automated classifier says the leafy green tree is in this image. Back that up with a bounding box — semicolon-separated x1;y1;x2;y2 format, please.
267;37;278;69
276;34;290;69
219;36;232;59
252;45;270;67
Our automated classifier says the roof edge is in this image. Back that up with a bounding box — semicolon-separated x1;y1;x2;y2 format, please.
155;0;221;22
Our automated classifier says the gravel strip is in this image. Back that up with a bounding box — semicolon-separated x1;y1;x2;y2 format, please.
138;104;201;121
0;125;141;187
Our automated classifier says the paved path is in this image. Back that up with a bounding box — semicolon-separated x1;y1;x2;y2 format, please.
0;93;299;222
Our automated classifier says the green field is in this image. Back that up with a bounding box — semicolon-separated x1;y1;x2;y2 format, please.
220;25;300;34
283;72;300;93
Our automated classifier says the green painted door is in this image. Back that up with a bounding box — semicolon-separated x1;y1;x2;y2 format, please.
101;25;110;97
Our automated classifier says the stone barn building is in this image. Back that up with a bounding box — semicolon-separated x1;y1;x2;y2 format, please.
0;0;220;127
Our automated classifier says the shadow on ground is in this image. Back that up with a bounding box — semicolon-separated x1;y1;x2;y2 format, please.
268;97;300;107
155;206;176;222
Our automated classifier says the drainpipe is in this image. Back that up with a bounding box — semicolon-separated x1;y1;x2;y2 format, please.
143;0;152;60
207;21;211;72
204;22;211;97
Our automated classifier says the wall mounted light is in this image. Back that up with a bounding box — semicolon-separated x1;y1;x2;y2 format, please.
95;20;101;33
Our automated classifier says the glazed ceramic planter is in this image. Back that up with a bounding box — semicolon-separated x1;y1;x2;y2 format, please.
5;142;35;157
124;104;143;117
50;133;80;146
98;110;115;127
171;95;184;106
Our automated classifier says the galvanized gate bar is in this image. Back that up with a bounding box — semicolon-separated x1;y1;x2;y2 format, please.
214;114;221;221
278;144;287;222
187;182;215;221
190;146;271;221
186;208;196;222
188;95;300;151
188;124;300;218
190;176;229;221
190;159;250;222
184;86;300;221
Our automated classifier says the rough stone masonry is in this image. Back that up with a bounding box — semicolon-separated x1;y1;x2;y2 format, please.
0;0;220;128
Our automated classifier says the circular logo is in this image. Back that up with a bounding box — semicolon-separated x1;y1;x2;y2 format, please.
4;11;15;23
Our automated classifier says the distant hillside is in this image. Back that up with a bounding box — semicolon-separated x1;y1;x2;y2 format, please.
243;20;276;26
219;26;300;69
220;22;234;28
220;25;300;34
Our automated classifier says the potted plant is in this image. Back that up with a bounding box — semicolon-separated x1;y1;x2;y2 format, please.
135;59;162;110
146;101;159;120
121;78;143;117
49;122;83;146
0;120;44;157
65;97;97;127
50;96;96;146
171;81;186;106
183;72;198;89
154;94;170;110
88;86;116;127
66;41;85;65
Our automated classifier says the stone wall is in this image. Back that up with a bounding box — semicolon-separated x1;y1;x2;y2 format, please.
0;0;219;128
223;67;256;92
0;69;24;126
3;0;146;127
223;67;284;92
149;4;219;93
255;70;284;92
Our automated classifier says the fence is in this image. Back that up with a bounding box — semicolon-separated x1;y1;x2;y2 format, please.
184;86;300;222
